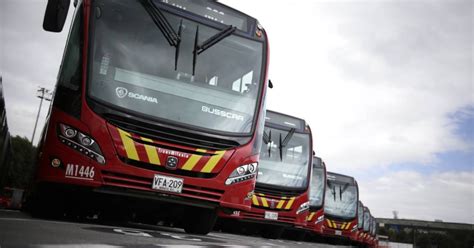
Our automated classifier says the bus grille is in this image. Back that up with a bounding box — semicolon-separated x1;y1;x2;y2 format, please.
255;185;303;197
101;170;224;202
241;211;296;223
105;114;240;151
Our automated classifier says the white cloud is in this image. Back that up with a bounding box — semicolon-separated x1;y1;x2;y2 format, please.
1;1;73;144
220;0;473;171
359;170;474;224
0;0;472;224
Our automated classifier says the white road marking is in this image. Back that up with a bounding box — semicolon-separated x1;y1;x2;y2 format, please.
160;232;202;241
113;228;153;237
34;245;123;248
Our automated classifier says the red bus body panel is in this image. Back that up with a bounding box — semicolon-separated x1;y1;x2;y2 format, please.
35;0;269;213
305;208;325;234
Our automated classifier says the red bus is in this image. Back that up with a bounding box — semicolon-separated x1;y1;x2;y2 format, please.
322;172;359;242
219;110;313;239
305;156;326;237
369;215;377;247
30;0;269;235
361;206;372;245
351;201;365;244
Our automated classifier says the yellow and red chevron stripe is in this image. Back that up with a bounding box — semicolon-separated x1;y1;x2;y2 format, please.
108;125;232;173
251;193;296;210
325;219;353;230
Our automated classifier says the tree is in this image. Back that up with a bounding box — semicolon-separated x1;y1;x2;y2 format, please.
5;136;36;188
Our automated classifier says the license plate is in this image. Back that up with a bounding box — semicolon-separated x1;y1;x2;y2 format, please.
264;211;278;220
152;174;184;193
335;230;342;236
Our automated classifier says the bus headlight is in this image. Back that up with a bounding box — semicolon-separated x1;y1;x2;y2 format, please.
58;123;105;164
225;163;258;185
296;201;310;214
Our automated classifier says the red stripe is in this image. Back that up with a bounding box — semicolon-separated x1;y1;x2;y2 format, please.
106;125;127;158
187;155;212;172
130;133;148;163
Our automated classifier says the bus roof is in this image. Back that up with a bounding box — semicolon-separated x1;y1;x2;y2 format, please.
327;171;356;185
160;0;259;33
313;156;325;169
265;110;307;132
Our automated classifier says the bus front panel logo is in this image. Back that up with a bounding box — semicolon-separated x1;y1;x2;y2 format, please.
165;156;179;170
116;87;128;98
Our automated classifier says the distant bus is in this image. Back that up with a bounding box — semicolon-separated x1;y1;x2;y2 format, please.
352;201;365;244
305;156;326;236
219;110;313;239
322;172;359;241
362;207;372;246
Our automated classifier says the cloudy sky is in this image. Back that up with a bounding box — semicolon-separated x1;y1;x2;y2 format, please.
1;0;473;223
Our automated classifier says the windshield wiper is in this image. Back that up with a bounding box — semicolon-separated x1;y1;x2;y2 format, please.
263;130;272;157
339;183;350;200
282;128;296;147
192;25;237;75
278;128;296;161
332;185;336;201
140;0;181;70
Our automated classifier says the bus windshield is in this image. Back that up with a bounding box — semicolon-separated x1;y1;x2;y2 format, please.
357;202;364;228
256;127;311;189
364;211;371;232
324;180;358;219
88;0;263;134
309;167;325;207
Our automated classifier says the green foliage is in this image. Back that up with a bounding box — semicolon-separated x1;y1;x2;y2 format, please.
4;136;36;189
383;225;474;248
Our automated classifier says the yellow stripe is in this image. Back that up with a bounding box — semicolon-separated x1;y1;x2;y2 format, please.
276;198;286;209
326;219;333;228
346;222;351;230
118;129;139;160
182;149;206;171
260;195;269;207
308;212;315;221
341;222;347;230
201;150;225;173
252;195;259;206
285;197;296;209
140;137;160;165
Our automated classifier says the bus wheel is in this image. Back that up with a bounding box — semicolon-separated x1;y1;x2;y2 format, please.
183;208;217;235
261;226;284;239
28;187;65;219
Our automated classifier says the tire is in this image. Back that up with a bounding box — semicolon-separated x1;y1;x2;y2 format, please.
183;208;217;235
291;230;306;241
28;186;65;219
261;226;284;239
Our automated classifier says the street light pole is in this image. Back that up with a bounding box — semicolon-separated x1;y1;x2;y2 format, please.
31;87;52;145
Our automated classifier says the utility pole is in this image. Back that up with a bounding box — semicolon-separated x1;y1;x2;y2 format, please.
31;87;52;145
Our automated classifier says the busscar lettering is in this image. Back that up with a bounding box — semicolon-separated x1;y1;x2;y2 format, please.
201;106;244;121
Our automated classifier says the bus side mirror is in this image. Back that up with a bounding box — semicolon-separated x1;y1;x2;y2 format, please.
268;80;273;89
43;0;71;32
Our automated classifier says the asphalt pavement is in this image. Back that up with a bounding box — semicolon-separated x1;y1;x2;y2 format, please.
0;209;351;248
